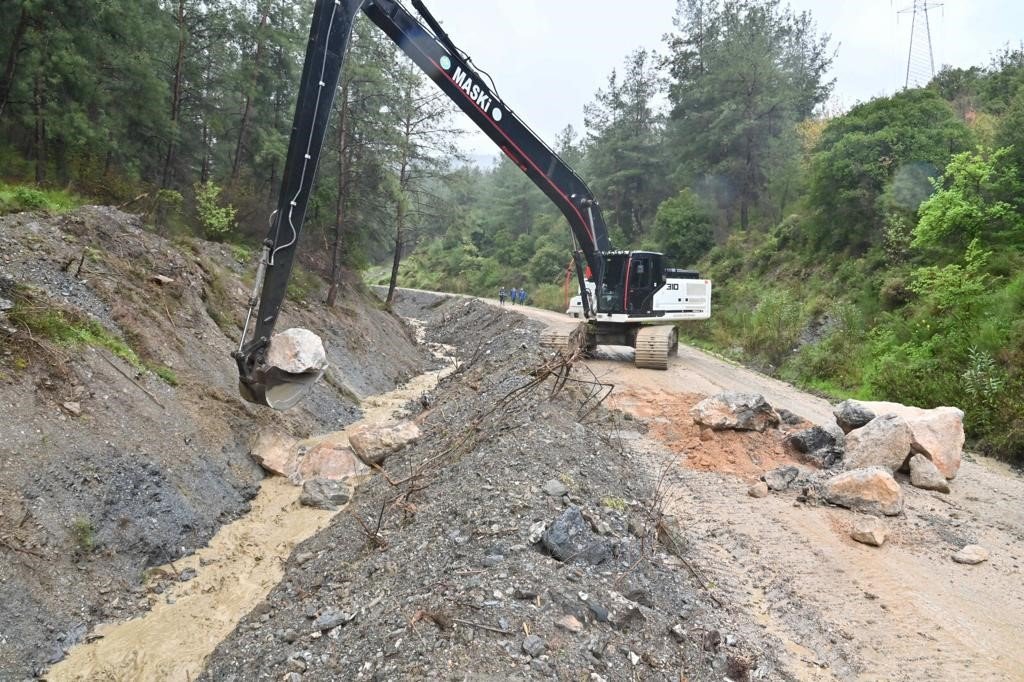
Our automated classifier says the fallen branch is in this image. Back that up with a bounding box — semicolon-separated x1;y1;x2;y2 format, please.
99;352;166;410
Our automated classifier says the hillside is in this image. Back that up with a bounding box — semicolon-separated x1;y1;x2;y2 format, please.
0;206;431;677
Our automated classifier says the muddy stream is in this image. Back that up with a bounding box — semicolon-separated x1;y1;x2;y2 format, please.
48;332;455;682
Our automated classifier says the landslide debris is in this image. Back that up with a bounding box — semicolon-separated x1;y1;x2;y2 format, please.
0;207;431;677
200;295;778;681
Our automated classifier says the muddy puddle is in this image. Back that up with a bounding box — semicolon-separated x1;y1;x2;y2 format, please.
48;333;455;682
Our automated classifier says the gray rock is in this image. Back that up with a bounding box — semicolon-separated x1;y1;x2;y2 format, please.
909;454;950;493
850;516;888;547
834;399;876;433
690;392;781;432
299;478;353;511
669;624;687;642
481;554;504;567
585;598;610;622
823;467;904;516
178;567;197;582
0;296;12;312
844;414;913;473
763;466;800;491
542;478;568;497
786;427;844;467
522;634;546;657
777;408;804;426
747;481;769;498
541;507;611;565
952;544;989;565
787;426;838;454
313;608;353;631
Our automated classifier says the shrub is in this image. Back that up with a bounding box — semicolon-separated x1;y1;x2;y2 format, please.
194;181;237;241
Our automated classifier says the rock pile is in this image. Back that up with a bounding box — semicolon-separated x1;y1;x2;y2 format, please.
695;391;967;518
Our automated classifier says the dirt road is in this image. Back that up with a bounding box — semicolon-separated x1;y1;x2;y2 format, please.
511;300;1024;681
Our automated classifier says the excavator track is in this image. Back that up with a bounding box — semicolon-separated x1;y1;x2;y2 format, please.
540;322;587;356
633;324;678;370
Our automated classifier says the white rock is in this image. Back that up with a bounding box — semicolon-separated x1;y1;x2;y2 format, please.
747;481;769;498
850;516;888;547
847;400;964;479
348;420;421;465
844;414;913;473
690;392;781;432
265;328;327;374
823;467;904;516
952;544;989;565
908;453;950;493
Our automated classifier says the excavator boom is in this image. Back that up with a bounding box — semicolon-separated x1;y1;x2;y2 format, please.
235;0;707;408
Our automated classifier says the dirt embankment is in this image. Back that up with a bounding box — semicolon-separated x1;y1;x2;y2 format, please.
198;295;785;681
0;207;432;677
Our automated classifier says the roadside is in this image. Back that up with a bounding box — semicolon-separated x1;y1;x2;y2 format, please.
503;296;1024;680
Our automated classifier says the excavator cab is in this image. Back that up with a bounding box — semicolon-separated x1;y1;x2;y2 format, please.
595;251;666;316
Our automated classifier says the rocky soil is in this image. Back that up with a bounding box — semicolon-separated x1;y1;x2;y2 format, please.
199;295;783;681
0;207;432;678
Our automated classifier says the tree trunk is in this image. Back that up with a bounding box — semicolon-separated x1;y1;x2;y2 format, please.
0;6;29;120
230;3;271;185
385;163;410;307
33;71;45;184
161;0;186;188
326;83;350;308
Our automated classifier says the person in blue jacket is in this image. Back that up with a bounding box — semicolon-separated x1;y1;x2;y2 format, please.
519;288;528;306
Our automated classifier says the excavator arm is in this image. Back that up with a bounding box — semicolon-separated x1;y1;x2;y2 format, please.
235;0;614;407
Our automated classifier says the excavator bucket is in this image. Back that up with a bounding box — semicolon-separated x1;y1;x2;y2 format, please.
235;328;327;410
238;366;324;411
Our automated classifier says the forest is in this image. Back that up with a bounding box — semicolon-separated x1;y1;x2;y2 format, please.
1;0;1023;460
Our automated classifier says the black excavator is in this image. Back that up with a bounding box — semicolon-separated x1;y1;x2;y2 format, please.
234;0;711;409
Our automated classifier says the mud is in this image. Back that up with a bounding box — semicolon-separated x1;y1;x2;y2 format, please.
48;339;455;681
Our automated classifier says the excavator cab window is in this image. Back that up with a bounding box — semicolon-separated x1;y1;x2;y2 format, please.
627;253;664;313
597;253;628;314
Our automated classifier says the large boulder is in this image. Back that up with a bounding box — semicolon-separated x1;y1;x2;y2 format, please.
348;420;421;466
265;328;328;374
299;478;353;510
833;399;876;433
297;433;370;481
853;401;964;479
690;392;780;432
908;454;950;493
786;426;844;468
822;467;904;516
843;414;913;473
250;429;300;479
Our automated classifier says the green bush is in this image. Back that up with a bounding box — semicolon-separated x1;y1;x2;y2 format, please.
194;181;237;241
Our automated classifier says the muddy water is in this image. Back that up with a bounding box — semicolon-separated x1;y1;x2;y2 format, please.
49;337;455;682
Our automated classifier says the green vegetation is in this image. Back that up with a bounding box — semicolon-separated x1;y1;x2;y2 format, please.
0;183;83;215
8;288;179;386
1;1;1022;460
70;517;97;553
194;181;237;242
286;264;324;303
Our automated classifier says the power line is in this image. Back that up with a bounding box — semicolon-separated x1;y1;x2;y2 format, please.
897;0;943;88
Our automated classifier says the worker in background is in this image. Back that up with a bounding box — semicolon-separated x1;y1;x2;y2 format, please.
510;287;519;305
499;286;507;305
519;287;528;306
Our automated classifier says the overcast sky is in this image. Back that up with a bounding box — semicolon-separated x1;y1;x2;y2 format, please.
418;0;1024;160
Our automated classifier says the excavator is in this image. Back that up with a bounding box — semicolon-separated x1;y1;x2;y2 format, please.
233;0;712;409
